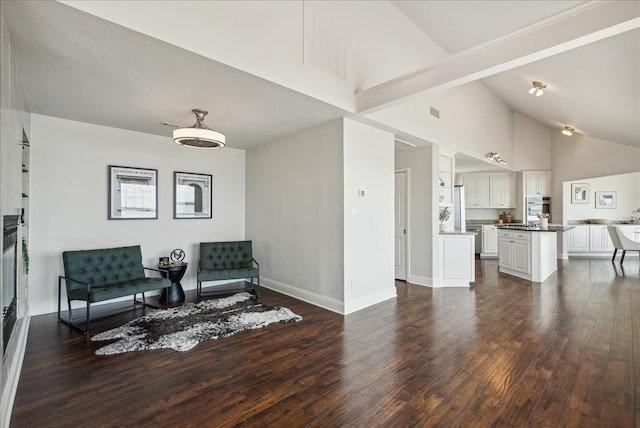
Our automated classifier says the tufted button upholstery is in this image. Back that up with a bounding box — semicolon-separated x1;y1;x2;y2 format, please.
197;241;260;299
62;245;170;303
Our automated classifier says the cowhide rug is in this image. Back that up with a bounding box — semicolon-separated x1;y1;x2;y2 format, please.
91;292;302;355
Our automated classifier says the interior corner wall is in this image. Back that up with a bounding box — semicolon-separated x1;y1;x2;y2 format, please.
367;81;513;164
513;113;551;171
394;146;434;285
245;120;345;312
550;133;640;223
28;114;246;315
342;119;395;314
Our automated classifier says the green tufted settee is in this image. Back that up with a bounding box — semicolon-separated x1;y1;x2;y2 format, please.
197;241;260;302
58;245;171;334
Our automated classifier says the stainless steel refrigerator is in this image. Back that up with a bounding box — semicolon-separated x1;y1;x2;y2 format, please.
453;185;466;232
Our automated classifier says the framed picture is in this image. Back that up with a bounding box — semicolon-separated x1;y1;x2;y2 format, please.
571;183;589;204
108;165;158;219
595;191;616;209
174;171;212;219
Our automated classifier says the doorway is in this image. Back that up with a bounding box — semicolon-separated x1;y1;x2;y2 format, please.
395;171;408;280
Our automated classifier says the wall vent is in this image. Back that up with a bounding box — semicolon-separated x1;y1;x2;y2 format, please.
430;107;440;119
303;5;347;82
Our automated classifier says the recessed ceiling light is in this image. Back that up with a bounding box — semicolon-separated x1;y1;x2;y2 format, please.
562;126;575;136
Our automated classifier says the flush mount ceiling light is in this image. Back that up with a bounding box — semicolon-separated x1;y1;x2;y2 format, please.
562;126;575;136
173;109;225;149
486;152;506;165
528;81;547;97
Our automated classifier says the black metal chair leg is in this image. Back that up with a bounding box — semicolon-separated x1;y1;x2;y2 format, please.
85;301;90;335
621;250;626;264
611;248;617;262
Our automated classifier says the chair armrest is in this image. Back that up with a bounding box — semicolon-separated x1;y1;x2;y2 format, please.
58;275;90;287
251;258;259;269
58;275;91;299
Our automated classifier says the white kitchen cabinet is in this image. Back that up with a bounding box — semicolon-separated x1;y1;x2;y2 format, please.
481;225;498;258
589;226;614;252
464;173;514;208
463;175;490;208
567;226;590;252
498;230;531;275
524;172;552;196
489;175;515;208
499;229;558;282
620;226;640;241
567;225;640;256
438;233;475;287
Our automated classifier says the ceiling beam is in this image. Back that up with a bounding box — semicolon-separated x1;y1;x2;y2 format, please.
356;1;640;115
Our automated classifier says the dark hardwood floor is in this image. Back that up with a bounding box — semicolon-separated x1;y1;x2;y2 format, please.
10;258;640;427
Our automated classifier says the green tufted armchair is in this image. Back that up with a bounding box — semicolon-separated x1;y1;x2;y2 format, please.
197;241;260;302
58;245;171;334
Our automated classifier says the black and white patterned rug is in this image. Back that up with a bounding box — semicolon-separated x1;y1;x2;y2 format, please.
91;292;302;355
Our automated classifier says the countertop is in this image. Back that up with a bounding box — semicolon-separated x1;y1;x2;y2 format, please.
567;220;640;225
496;225;574;232
439;232;476;235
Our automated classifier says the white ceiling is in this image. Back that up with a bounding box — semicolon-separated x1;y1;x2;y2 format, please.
4;1;639;152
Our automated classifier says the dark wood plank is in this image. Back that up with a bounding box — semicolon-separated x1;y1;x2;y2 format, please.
9;258;640;427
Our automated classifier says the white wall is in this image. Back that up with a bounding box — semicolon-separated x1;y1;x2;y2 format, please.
550;133;640;223
512;113;551;171
565;172;640;222
367;81;514;164
246;118;395;314
343;119;395;314
394;146;434;285
245;120;345;312
28;115;246;315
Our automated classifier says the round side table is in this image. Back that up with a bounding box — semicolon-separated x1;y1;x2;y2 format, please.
159;263;187;304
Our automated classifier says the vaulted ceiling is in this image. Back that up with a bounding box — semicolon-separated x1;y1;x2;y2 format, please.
4;1;639;152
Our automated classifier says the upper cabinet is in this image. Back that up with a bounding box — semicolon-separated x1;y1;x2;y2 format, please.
463;173;515;209
464;175;490;207
489;175;514;208
524;171;552;196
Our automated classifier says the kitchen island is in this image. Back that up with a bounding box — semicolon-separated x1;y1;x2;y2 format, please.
497;225;574;282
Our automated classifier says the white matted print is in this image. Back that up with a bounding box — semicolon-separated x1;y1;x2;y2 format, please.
108;165;158;219
174;171;212;219
571;183;589;204
595;191;616;209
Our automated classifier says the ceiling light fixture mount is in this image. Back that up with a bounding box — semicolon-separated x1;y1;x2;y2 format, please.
485;152;506;165
528;81;547;97
173;109;225;149
562;126;575;136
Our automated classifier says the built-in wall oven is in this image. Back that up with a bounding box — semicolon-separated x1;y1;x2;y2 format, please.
526;196;551;223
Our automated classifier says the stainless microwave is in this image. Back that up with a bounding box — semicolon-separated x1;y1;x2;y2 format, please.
526;196;550;222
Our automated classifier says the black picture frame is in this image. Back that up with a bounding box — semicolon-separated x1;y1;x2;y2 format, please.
108;165;158;220
173;171;213;219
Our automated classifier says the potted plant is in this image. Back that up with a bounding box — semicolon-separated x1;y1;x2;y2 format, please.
439;207;450;232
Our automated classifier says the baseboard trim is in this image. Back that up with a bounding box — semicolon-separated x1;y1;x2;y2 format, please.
407;275;432;287
260;277;344;315
1;316;30;428
343;288;397;315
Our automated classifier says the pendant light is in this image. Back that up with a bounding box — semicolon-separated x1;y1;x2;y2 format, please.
173;109;225;149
